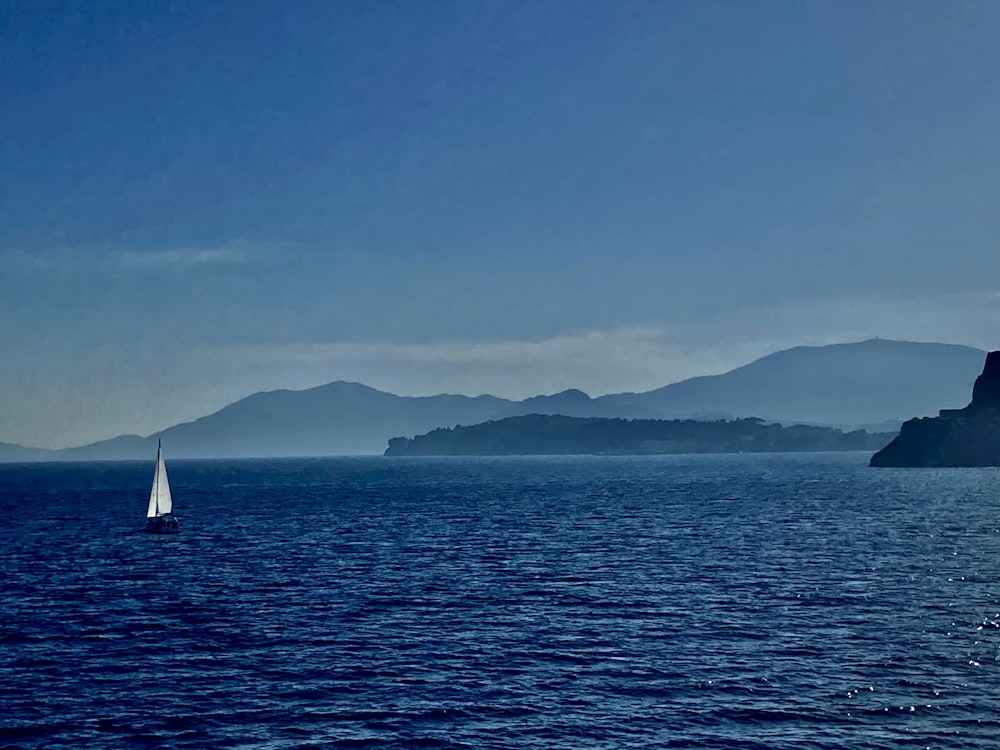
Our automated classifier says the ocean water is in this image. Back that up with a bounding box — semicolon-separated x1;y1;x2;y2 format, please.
3;453;1000;749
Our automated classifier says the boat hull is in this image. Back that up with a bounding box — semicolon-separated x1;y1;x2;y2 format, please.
145;515;180;534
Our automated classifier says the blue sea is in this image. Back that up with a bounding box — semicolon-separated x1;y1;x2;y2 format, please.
3;453;1000;749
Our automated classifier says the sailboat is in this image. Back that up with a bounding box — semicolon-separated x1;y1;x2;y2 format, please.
145;440;179;533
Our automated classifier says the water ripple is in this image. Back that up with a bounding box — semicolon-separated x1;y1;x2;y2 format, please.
3;454;1000;748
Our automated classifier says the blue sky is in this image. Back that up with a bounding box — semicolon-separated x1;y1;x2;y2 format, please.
3;0;1000;447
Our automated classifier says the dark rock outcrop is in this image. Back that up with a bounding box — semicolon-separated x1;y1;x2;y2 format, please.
870;351;1000;467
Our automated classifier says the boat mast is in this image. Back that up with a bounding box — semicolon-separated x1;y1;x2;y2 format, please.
155;439;161;516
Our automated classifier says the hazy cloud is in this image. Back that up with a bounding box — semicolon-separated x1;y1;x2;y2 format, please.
1;244;253;273
116;246;250;266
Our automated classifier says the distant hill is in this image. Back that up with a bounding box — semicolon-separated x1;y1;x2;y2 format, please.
495;388;656;420
385;414;896;456
56;382;511;459
0;339;986;461
600;339;985;428
0;441;52;462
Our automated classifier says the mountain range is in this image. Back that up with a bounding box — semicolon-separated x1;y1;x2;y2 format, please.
0;339;987;461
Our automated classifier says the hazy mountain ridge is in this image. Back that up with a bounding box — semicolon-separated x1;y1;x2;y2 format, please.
0;441;53;462
0;339;986;461
494;389;658;421
598;339;985;426
54;382;512;460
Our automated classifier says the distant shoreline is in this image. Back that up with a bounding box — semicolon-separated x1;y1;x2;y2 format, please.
385;414;897;457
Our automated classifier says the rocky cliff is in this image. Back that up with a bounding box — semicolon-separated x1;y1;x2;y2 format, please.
870;351;1000;467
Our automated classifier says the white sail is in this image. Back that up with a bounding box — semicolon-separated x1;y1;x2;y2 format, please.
146;443;173;518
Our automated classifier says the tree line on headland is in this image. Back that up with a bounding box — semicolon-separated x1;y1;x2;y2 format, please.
385;414;896;456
